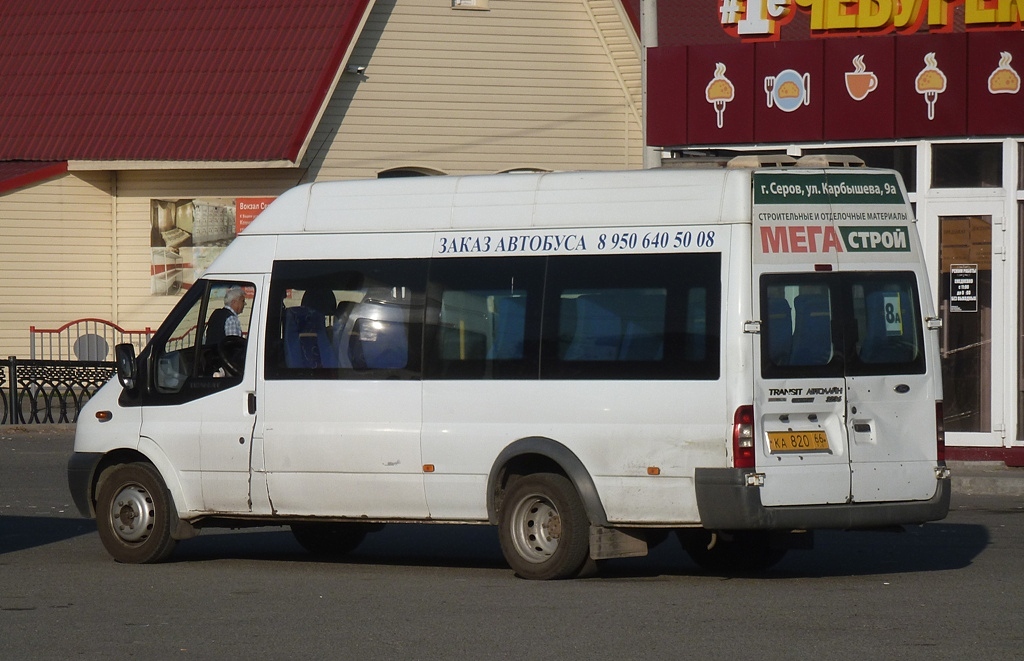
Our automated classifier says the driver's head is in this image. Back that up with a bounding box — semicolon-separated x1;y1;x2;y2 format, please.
224;286;246;313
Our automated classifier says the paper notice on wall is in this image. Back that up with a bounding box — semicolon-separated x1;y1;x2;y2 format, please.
949;264;978;313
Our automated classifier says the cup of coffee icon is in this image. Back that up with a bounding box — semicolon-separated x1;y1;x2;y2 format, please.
845;71;877;101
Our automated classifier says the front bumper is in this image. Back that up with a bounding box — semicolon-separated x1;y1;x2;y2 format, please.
694;467;951;530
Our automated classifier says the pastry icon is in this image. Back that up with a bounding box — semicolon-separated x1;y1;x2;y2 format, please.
705;63;735;129
915;52;947;120
777;81;800;98
988;51;1020;95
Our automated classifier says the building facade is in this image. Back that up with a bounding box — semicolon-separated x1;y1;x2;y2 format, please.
644;0;1023;453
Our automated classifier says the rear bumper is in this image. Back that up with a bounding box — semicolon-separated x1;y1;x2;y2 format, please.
694;467;951;530
67;452;104;518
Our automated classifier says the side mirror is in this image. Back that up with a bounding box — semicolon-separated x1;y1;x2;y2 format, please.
114;343;138;390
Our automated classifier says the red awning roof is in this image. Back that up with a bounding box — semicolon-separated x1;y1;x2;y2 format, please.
0;0;373;164
0;161;68;195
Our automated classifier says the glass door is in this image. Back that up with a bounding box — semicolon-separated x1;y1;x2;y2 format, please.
930;200;1008;447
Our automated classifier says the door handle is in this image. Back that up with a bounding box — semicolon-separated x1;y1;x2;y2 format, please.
247;392;257;415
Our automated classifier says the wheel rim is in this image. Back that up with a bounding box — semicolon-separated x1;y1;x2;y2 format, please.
108;483;155;543
509;493;561;564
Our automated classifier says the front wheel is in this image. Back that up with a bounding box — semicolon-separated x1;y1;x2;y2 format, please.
95;463;177;563
498;473;591;580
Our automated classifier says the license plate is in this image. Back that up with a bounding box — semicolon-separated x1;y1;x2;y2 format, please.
767;430;831;453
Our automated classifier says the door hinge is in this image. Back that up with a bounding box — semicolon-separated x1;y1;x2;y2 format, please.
744;320;762;334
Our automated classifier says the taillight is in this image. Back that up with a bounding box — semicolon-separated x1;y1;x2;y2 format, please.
935;401;946;464
733;405;756;469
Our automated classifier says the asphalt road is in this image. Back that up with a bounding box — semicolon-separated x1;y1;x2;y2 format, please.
2;426;1023;660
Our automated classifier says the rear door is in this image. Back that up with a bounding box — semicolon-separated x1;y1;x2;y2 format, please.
752;168;849;506
843;272;939;503
828;169;941;504
752;168;940;507
755;274;852;506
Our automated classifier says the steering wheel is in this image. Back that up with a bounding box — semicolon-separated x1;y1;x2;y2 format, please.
217;336;247;377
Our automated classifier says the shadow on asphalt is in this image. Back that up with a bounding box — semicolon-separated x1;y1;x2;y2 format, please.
3;514;990;579
0;516;96;555
757;522;991;579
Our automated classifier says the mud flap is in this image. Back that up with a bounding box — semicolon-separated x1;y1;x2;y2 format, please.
589;526;649;560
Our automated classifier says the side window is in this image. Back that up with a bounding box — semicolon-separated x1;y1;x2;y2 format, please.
557;288;666;361
265;259;426;380
153;280;255;395
542;253;721;380
424;256;543;379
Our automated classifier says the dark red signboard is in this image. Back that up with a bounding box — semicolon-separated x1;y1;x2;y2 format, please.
646;32;1019;148
686;44;755;145
823;38;895;141
967;32;1024;137
895;34;968;138
646;45;687;148
754;41;824;143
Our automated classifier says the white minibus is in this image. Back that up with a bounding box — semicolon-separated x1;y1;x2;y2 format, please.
69;158;950;579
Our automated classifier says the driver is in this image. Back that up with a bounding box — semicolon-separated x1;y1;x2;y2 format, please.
206;286;245;345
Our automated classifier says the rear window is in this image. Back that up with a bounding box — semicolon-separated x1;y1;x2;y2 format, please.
761;272;926;378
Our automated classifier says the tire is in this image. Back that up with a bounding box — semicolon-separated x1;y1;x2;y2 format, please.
290;522;371;557
677;529;787;573
96;463;178;564
498;473;591;580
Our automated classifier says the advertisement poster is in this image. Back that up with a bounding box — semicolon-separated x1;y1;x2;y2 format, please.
150;196;275;295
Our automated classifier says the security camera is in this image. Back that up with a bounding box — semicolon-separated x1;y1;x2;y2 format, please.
346;64;366;75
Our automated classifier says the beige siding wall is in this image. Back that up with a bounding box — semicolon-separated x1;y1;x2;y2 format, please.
0;169;300;357
0;172;113;357
304;0;643;180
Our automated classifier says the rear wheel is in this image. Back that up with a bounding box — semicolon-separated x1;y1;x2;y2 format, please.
498;473;591;580
96;463;177;564
291;522;371;557
678;529;786;573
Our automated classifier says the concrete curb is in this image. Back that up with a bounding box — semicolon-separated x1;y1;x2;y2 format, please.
948;461;1024;498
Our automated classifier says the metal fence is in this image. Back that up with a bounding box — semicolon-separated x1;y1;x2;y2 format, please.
1;356;115;425
30;318;152;361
